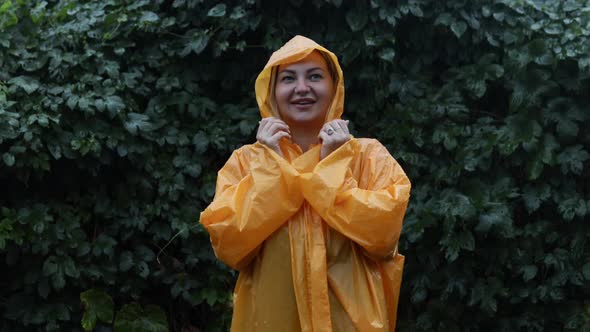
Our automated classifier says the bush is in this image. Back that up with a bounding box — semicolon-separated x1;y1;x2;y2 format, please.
0;0;589;331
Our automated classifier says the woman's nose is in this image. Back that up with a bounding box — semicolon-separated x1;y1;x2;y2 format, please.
294;79;310;94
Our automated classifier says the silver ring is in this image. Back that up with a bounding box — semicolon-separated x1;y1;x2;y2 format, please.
327;128;334;135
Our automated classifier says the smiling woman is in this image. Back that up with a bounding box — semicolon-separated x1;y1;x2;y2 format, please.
200;35;411;331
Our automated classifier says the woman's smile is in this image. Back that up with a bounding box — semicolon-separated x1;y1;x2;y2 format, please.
291;97;316;109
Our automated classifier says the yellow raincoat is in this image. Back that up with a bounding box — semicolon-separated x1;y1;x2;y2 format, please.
200;36;411;331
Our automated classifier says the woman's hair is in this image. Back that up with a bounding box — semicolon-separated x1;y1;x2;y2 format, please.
269;50;337;118
317;50;338;83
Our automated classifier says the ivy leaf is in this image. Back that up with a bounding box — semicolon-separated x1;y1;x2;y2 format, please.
557;145;589;175
519;265;538;281
556;118;579;137
435;12;453;26
78;97;90;112
2;152;15;166
378;48;396;62
114;303;168;332
37;278;50;299
80;289;114;331
181;32;209;56
119;251;134;272
42;255;58;276
451;21;467;38
52;270;66;290
139;11;159;24
207;4;226;17
124;113;153;135
192;131;209;154
583;263;590;280
229;6;246;20
475;206;509;233
67;95;79;110
522;186;543;213
346;9;367;32
8;76;39;94
106;96;125;114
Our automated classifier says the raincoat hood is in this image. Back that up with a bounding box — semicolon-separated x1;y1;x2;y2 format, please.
255;35;345;122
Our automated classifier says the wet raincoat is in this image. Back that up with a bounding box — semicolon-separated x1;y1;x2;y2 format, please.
200;36;411;331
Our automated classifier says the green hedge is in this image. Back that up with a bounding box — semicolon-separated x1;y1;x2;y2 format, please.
1;0;589;331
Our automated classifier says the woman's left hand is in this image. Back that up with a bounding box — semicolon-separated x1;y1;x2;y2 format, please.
319;119;351;160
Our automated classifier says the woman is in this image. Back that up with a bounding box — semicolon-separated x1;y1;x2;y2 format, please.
200;35;411;331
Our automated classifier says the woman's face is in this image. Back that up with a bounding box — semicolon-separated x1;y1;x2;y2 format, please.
275;51;335;128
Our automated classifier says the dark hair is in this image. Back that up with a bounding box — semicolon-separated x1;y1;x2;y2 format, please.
318;50;338;84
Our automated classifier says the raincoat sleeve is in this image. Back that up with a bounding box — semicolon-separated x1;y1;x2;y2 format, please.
300;139;410;258
200;143;303;270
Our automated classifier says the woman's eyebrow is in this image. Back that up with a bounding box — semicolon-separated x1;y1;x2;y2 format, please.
278;67;325;74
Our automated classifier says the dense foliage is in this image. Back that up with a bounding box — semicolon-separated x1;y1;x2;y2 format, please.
1;0;589;331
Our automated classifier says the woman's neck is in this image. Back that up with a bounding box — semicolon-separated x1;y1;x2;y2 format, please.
289;124;321;152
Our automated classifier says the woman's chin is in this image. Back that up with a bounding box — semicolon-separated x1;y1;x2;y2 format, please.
283;109;327;126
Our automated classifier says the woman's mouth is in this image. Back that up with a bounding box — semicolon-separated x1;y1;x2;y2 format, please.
291;98;315;109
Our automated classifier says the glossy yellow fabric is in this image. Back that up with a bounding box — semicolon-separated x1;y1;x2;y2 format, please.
200;35;411;331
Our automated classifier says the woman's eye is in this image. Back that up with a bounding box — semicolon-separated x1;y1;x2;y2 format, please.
281;76;295;82
310;73;323;81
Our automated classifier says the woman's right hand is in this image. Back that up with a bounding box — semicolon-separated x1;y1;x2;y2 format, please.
256;117;291;156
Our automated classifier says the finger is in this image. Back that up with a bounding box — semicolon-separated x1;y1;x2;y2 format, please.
318;130;330;143
321;121;336;131
266;122;290;135
259;118;272;132
272;118;289;127
326;123;338;135
335;120;349;135
270;130;291;142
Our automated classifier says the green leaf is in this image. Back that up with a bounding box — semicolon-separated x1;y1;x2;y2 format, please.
114;303;168;332
192;131;209;154
137;261;150;278
42;256;58;276
119;251;134;272
434;12;453;26
556;118;579;137
520;265;538;281
37;278;50;299
557;145;589;175
139;11;159;23
346;9;367;32
475;206;509;233
450;21;467;38
106;96;125;114
124;113;153;135
181;32;209;56
409;4;423;17
52;271;66;290
80;289;114;331
459;231;475;251
522;185;547;213
583;263;590;280
8;76;39;94
378;48;395;62
544;24;563;35
229;6;246;20
2;152;15;166
63;256;79;278
207;4;226;17
78;97;91;112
